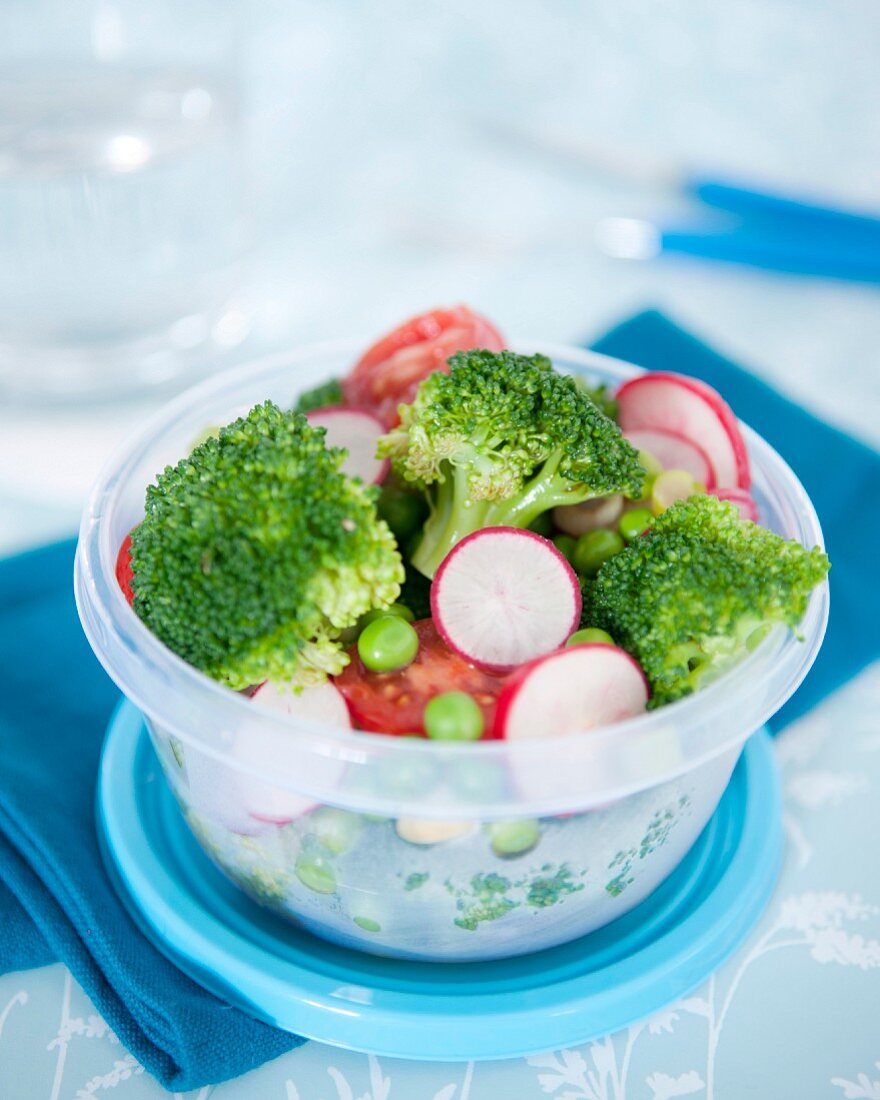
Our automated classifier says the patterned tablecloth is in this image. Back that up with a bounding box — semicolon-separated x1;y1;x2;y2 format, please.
1;2;879;1096
1;665;878;1099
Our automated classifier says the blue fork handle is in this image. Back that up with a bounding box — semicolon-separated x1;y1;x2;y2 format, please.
687;178;880;243
660;225;880;283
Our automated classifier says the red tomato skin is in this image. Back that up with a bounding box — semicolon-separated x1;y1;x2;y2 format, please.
342;305;505;427
115;533;135;606
334;619;506;737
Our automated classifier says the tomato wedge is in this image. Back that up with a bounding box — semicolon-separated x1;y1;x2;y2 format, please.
116;532;135;606
343;305;505;427
334;619;507;736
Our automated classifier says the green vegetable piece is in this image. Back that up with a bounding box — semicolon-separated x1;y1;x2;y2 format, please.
572;528;625;576
130;402;403;689
637;449;663;477
583;494;830;707
377;482;429;541
528;512;554;538
358;604;415;632
378;349;645;577
310;807;361;855
295;853;337;894
404;871;429;891
398;562;432;620
293;378;344;414
424;691;484;741
447;758;507;802
552;534;577;562
489;819;541;858
619;507;654;541
353;916;381;932
358;615;419;672
567;627;614;647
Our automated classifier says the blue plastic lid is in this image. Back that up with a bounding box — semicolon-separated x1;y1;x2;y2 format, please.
97;702;781;1062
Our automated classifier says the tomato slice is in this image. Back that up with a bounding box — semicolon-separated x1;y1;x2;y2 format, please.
342;305;505;427
115;532;135;606
334;619;506;736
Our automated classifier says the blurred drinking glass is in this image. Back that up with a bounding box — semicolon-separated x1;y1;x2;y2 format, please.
0;1;252;399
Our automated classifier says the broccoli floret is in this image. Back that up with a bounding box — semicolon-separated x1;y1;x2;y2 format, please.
575;379;619;421
131;401;403;689
378;349;645;576
293;377;344;414
583;494;830;707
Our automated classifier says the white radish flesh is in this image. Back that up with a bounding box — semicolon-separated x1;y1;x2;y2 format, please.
616;372;750;489
182;682;350;831
245;681;351;823
494;643;649;741
431;527;581;672
306;407;389;484
624;428;715;490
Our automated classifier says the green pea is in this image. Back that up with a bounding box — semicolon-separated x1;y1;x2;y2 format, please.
377;484;428;541
572;528;624;576
447;759;508;802
424;692;484;741
353;916;381;932
310;807;361;855
295;853;337;894
619;507;654;542
358;603;415;632
489;819;541;858
567;627;614;647
528;512;554;538
552;534;577;563
378;754;437;797
358;615;419;672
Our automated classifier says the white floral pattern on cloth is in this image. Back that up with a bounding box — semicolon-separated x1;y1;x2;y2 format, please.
2;665;879;1098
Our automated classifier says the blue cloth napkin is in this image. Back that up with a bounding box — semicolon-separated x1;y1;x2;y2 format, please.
0;314;876;1092
591;309;880;728
0;540;302;1091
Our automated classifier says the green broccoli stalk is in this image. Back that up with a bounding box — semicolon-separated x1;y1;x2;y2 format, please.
378;349;645;577
131;401;403;689
583;494;830;707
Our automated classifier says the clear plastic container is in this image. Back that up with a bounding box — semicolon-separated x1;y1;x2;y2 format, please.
75;341;828;961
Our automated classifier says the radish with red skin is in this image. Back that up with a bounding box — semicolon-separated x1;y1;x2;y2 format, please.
713;487;759;523
305;406;389;485
245;680;350;823
616;372;750;490
185;681;350;830
493;643;649;741
624;428;715;490
431;527;581;673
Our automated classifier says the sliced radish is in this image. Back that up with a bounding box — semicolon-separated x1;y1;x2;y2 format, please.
431;527;581;672
713;487;759;523
184;681;350;831
244;681;351;823
306;406;389;484
494;644;649;741
624;428;715;490
616;372;750;490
